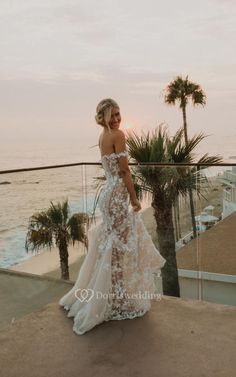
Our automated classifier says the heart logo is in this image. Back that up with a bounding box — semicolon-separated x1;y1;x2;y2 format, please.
75;288;94;302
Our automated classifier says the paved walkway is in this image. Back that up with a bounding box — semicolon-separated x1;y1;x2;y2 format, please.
43;254;86;281
0;268;73;330
0;290;236;377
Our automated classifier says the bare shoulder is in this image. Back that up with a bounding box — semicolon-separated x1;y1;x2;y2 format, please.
111;129;126;142
112;129;127;153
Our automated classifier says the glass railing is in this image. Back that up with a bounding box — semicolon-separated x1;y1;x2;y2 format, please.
0;161;235;306
196;165;236;306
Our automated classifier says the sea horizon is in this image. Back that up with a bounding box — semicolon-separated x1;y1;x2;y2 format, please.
1;133;236;171
1;133;236;269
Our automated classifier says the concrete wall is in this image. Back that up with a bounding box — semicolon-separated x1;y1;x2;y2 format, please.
178;269;236;306
222;198;236;218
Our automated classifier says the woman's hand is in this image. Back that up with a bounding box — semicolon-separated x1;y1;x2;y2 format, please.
130;197;142;212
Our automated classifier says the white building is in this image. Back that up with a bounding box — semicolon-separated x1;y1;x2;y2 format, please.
175;212;236;306
221;166;236;219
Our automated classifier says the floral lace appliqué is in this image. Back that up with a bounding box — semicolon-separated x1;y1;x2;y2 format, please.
59;149;167;334
97;150;166;322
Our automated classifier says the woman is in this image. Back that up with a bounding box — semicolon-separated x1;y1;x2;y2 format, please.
59;98;166;335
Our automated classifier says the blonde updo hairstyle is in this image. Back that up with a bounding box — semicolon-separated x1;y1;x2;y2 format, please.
95;98;119;133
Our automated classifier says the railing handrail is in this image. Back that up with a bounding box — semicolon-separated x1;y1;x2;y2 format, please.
0;161;236;175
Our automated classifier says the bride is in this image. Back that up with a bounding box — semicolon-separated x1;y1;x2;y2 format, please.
59;98;166;335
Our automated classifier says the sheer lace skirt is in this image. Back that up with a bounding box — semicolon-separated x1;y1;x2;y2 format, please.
59;178;166;334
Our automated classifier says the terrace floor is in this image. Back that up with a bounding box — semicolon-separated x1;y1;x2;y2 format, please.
0;269;236;377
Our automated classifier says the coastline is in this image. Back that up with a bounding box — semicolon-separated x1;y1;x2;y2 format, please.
9;243;86;276
7;207;152;279
6;176;223;280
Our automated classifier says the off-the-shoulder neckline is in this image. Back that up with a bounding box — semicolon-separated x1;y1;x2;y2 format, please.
101;150;128;159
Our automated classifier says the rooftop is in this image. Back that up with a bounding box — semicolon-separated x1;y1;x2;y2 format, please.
0;269;236;377
177;211;236;275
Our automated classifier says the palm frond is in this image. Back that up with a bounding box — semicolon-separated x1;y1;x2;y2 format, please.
164;75;206;109
25;212;54;252
126;125;223;203
61;199;70;224
67;213;89;248
192;90;206;106
184;132;206;156
89;175;106;225
47;201;64;226
126;129;152;162
197;153;222;166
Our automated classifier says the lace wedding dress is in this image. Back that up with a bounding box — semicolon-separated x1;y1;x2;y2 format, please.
59;150;166;335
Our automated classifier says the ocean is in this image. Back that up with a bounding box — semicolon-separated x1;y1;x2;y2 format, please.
0;135;236;268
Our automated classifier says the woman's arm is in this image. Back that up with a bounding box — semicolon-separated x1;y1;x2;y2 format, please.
113;130;141;211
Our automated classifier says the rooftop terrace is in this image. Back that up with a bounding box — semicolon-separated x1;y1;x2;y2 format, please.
1;162;236;376
0;268;236;377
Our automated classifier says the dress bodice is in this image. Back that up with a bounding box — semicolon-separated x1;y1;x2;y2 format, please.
101;150;129;181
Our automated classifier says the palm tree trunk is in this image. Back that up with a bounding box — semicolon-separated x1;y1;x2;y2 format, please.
59;238;70;280
182;106;197;239
173;196;181;241
188;182;197;239
176;195;182;239
152;194;180;297
182;105;188;142
173;202;177;242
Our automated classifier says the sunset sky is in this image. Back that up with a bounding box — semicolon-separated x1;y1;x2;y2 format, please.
1;0;236;151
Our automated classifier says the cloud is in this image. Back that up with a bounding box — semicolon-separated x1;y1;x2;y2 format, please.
1;0;236;81
0;0;236;143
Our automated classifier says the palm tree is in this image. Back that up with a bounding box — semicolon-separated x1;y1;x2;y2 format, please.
164;75;207;238
25;199;89;280
125;125;222;297
164;75;206;142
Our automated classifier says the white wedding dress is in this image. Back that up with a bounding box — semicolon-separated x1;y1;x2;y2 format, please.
59;150;166;335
